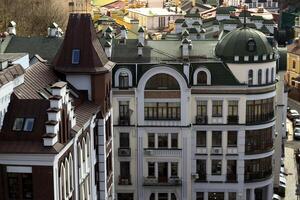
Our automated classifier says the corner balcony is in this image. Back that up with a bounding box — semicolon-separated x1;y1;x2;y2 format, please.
143;176;182;186
144;148;182;157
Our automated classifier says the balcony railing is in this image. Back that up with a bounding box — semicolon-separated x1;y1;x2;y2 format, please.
118;148;131;157
143;176;182;186
195;173;207;182
246;112;274;125
227;115;239;124
195;115;208;125
144;148;182;157
226;173;237;182
244;170;272;182
118;176;132;185
118;116;130;126
245;143;273;155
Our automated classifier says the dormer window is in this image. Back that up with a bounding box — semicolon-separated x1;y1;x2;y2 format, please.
119;72;129;89
248;70;253;85
247;38;256;52
13;118;35;132
197;71;207;85
72;49;80;64
234;56;239;61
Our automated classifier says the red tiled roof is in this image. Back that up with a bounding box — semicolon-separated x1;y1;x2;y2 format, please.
75;102;100;128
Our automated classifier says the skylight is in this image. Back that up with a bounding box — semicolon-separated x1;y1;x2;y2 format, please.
72;49;80;64
12;118;35;132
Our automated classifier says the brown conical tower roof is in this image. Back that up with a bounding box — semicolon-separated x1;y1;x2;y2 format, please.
53;13;114;74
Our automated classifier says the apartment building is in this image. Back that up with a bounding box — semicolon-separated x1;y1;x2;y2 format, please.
104;24;286;200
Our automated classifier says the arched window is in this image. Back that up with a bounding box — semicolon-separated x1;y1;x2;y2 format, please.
248;70;253;85
197;71;207;85
69;154;74;191
65;159;69;196
119;72;129;88
247;38;256;52
266;68;269;84
150;193;155;200
145;73;180;90
271;68;274;82
258;69;262;85
60;163;65;200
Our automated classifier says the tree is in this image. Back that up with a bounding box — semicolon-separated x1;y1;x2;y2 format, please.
0;0;68;36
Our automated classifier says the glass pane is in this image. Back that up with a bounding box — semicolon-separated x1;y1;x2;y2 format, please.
23;118;35;132
13;118;24;131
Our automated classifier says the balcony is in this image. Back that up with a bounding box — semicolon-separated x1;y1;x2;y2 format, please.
194;173;207;182
118;176;132;185
244;171;272;182
118;116;130;126
227;115;239;124
246;112;274;125
226;174;237;182
195;115;208;125
245;143;273;155
118;148;131;157
144;148;182;157
143;176;182;186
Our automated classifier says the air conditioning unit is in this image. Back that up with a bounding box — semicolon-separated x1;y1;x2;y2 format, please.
211;148;222;154
118;148;131;156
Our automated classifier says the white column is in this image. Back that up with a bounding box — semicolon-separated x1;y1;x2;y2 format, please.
204;192;208;200
267;183;273;200
225;192;229;200
207;99;212;124
250;188;255;200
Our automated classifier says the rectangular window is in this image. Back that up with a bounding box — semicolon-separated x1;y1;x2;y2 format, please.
148;133;155;148
119;101;129;117
144;102;180;120
13;118;24;131
228;101;238;116
196;192;204;200
171;162;178;177
23;118;35;132
196;160;206;180
158;134;168;148
197;101;207;116
72;49;80;64
228;192;236;200
196;131;206;147
119;132;129;148
211;160;222;175
120;162;130;178
212;131;222;147
171;133;178;148
148;162;155;177
212;100;223;117
158;193;168;200
227;160;237;181
227;131;237;147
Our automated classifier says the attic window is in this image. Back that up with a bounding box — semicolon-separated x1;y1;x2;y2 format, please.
247;38;256;52
72;49;80;64
12;118;35;132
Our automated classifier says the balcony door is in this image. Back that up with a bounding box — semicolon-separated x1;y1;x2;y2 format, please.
158;163;168;183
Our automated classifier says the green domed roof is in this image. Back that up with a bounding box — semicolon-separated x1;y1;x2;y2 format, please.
215;27;275;63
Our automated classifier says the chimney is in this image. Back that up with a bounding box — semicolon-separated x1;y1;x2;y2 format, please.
181;38;192;59
120;25;127;44
200;28;206;39
105;26;113;37
7;21;16;36
137;42;144;56
138;26;145;45
105;33;113;43
182;29;190;39
192;0;196;7
104;41;112;58
47;22;62;38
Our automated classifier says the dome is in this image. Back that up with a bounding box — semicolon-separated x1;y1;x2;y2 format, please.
215;27;275;63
